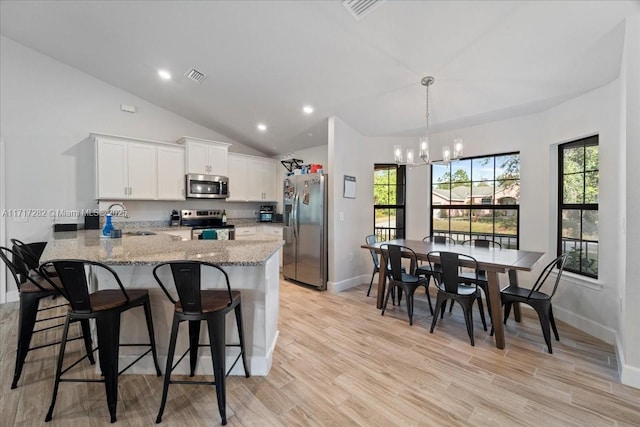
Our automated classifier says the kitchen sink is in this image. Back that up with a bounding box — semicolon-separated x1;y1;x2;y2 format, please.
124;231;156;236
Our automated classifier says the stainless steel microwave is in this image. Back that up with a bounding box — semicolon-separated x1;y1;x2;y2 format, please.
185;174;229;199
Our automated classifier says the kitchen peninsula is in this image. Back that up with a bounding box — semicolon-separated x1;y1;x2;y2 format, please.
40;230;283;376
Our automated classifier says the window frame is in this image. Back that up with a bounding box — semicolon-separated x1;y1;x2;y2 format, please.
373;164;406;241
557;135;599;279
429;152;520;249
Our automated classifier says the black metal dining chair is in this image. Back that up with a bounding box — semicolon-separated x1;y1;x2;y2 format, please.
492;253;569;353
380;244;433;325
428;251;486;346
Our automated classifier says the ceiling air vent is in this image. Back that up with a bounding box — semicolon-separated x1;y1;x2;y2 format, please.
342;0;386;21
184;68;206;83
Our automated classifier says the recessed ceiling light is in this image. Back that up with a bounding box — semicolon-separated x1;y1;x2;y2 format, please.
257;123;267;132
158;69;172;80
303;105;314;114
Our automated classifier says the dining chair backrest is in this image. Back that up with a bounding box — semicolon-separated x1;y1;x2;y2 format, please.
41;260;130;314
428;251;478;294
462;239;501;249
423;235;455;245
153;261;234;316
365;234;380;270
381;244;418;281
528;253;569;299
10;239;46;271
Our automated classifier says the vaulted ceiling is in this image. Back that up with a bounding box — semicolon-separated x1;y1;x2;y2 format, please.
1;1;638;156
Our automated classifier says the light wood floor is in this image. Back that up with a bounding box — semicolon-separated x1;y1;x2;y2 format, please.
1;279;639;426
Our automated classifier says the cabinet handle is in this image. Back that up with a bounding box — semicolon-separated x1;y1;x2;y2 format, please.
129;186;132;195
125;186;128;195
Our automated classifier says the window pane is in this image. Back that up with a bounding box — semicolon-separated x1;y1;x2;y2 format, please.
495;209;518;236
432;163;450;186
585;171;598;203
495;154;520;180
471;183;493;205
583;241;598;276
452;182;471;205
582;210;598;241
471;209;493;235
496;179;520;205
563;146;584;173
451;159;471;183
563;173;584;204
472;157;494;181
433;209;450;232
450;209;470;233
562;209;581;239
432;184;448;205
585;145;599;171
388;169;397;185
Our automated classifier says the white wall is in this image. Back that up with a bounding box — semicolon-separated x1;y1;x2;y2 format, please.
0;36;264;246
621;14;640;388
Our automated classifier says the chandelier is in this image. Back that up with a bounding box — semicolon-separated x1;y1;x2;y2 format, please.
394;76;463;167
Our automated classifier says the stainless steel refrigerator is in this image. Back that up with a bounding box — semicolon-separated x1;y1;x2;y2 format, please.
282;173;327;290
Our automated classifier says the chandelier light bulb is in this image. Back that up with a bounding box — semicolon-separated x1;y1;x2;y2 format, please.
453;138;464;159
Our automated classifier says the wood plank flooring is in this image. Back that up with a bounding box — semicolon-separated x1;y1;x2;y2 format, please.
1;279;639;426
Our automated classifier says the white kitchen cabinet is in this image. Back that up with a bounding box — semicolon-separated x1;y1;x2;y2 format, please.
179;137;230;176
235;226;258;239
96;137;156;199
226;153;278;202
157;146;185;200
226;153;249;201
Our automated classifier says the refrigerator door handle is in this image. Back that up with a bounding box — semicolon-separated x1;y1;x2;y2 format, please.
292;192;298;240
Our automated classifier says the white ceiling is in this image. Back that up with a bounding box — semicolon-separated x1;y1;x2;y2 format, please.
1;1;638;156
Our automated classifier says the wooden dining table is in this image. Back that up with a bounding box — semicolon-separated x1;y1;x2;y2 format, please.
361;239;544;349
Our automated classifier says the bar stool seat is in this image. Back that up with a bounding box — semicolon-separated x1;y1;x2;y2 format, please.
153;261;249;426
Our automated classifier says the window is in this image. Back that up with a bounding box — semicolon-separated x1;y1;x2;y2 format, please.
374;164;406;241
558;136;599;278
430;153;520;248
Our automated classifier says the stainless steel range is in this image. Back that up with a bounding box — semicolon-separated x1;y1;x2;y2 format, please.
180;209;235;240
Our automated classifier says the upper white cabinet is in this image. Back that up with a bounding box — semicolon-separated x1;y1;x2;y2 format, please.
157;146;186;200
178;137;230;176
226;153;278;202
94;133;185;200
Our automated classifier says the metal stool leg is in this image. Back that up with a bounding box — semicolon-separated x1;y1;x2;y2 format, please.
12;292;40;389
45;314;72;422
156;315;180;424
142;299;161;376
234;301;250;377
208;313;227;425
96;312;121;423
188;320;201;377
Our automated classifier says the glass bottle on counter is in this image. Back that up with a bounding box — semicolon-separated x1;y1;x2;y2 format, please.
222;209;227;225
102;214;114;237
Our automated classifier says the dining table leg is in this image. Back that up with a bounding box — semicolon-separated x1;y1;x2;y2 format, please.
487;271;505;349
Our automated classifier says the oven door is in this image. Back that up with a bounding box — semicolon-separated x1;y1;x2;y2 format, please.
186;174;229;199
191;226;235;240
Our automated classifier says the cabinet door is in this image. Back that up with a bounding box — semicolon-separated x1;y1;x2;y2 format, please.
226;154;248;201
157;146;185;200
259;159;277;201
235;226;258;240
127;143;157;199
186;141;210;174
96;138;127;199
208;144;228;177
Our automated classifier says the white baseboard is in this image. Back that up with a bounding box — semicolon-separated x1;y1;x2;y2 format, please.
327;274;370;293
6;289;18;303
614;331;640;389
552;305;616;345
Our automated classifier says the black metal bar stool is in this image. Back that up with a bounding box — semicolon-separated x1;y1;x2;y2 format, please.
0;246;94;389
152;261;250;425
39;259;161;423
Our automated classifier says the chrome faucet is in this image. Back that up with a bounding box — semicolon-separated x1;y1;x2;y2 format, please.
106;202;129;218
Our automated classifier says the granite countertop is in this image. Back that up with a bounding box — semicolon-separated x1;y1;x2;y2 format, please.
42;230;284;266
